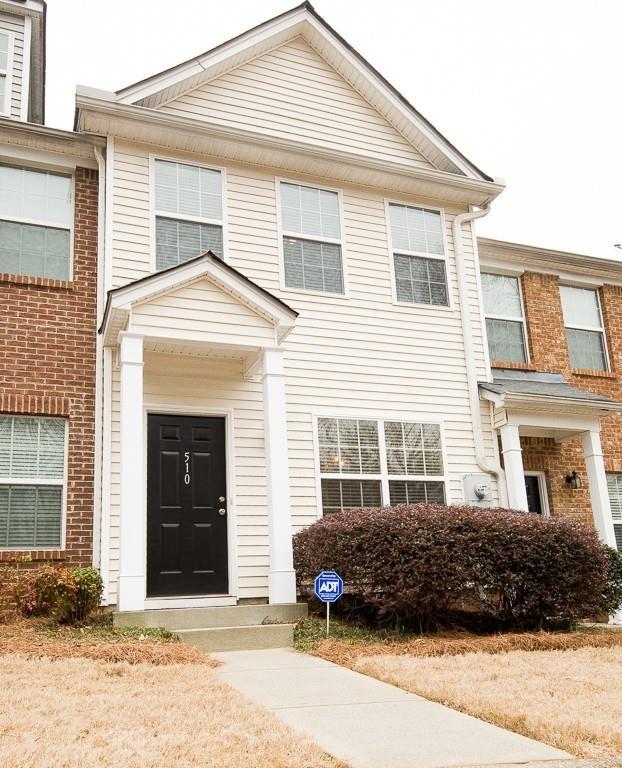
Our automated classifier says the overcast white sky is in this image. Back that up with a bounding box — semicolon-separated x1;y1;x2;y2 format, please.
45;0;621;259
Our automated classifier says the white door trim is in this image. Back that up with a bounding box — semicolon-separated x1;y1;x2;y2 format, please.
524;470;550;517
142;403;239;606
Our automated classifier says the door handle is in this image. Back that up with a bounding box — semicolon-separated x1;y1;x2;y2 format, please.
218;508;227;516
218;496;226;503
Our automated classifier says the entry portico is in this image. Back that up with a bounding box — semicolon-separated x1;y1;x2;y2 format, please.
99;252;299;611
480;370;621;549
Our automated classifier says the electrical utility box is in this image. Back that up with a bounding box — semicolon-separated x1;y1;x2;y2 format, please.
463;473;495;507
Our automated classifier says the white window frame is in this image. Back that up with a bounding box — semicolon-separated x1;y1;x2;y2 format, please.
276;176;349;298
482;271;530;364
0;415;68;551
0;162;75;280
385;198;452;310
523;470;550;517
0;30;15;118
560;284;610;372
149;153;228;273
312;411;449;518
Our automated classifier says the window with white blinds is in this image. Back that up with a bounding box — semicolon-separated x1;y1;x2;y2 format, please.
317;417;446;515
153;159;223;270
481;273;528;363
0;417;66;548
0;165;73;280
388;203;449;306
606;474;622;552
280;182;344;294
560;285;608;371
0;32;11;116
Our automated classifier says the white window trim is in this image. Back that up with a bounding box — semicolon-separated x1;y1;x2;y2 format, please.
0;30;15;118
606;473;622;525
482;271;530;364
561;285;610;371
0;415;68;551
523;471;550;517
312;412;449;518
0;162;75;281
148;153;228;273
275;176;350;298
385;198;453;310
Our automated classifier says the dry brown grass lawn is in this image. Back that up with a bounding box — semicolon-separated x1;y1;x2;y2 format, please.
354;646;622;760
0;654;341;768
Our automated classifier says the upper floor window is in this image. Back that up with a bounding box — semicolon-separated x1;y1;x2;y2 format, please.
0;164;72;280
0;31;12;116
154;159;223;271
280;181;344;294
388;203;449;306
481;273;528;363
317;416;445;515
0;416;66;549
560;285;608;371
606;474;622;552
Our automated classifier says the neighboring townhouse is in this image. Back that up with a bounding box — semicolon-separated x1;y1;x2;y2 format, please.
478;238;622;553
0;0;104;568
74;2;511;611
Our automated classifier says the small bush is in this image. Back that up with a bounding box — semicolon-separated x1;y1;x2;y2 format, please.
293;505;611;631
14;566;103;624
603;546;622;616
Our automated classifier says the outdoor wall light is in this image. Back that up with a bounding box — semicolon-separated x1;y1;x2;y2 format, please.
565;471;582;489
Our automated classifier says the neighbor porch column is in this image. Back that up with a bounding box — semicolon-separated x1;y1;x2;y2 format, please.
117;332;145;611
499;424;529;511
261;347;296;604
581;430;617;548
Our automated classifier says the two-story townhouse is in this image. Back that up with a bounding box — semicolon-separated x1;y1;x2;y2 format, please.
477;238;622;554
74;2;512;614
0;0;103;570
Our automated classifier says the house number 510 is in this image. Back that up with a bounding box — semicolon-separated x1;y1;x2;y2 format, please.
184;451;191;485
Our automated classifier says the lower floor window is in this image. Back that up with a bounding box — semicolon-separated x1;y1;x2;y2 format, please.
318;416;446;514
606;474;622;551
0;416;66;548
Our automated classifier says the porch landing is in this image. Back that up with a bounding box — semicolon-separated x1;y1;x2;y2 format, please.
113;603;307;652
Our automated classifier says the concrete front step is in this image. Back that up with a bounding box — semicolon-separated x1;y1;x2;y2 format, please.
176;623;295;652
113;602;307;630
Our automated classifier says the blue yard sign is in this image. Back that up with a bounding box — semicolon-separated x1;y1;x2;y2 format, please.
314;570;343;637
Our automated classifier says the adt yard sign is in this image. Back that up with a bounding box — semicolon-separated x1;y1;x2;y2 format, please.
314;570;343;637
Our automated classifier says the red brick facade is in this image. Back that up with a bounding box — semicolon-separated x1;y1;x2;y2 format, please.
0;166;98;565
492;270;622;525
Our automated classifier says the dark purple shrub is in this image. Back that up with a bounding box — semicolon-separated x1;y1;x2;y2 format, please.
293;505;610;631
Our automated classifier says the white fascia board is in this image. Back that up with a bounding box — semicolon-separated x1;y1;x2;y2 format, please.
503;393;622;415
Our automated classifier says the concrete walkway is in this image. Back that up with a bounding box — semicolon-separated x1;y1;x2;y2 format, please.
213;648;573;768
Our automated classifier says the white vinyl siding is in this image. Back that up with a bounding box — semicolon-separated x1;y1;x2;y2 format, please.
317;417;445;514
606;474;622;552
0;417;66;549
153;158;223;270
560;285;608;371
388;203;449;306
280;181;344;294
481;273;528;364
0;164;73;280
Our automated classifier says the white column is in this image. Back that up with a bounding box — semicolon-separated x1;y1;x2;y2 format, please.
117;332;145;611
261;347;296;604
581;430;617;548
500;424;528;511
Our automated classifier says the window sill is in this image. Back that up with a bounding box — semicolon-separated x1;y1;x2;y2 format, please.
0;273;73;290
491;361;537;371
0;549;67;563
570;368;616;379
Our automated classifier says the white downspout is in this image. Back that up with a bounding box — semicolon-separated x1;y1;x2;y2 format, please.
452;205;507;506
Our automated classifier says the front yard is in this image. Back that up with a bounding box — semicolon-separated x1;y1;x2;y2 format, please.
0;620;340;768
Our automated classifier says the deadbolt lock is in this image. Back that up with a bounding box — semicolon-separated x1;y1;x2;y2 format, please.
218;508;227;516
218;496;226;503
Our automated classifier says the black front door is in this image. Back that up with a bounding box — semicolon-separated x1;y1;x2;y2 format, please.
147;414;228;597
524;474;543;515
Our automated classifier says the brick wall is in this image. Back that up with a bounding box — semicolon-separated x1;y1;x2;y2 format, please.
494;271;622;524
0;166;98;565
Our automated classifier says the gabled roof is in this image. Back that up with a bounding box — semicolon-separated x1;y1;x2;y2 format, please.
111;2;491;181
99;251;298;346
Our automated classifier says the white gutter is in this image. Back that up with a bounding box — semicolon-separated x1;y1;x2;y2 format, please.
452;205;507;506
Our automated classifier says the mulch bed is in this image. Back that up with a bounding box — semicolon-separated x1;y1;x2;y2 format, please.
0;619;213;665
312;628;622;666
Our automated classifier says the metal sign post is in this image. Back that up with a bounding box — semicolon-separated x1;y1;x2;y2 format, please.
314;570;344;637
